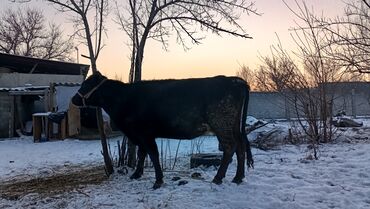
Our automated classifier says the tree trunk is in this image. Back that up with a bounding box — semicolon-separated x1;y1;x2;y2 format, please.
126;4;154;169
126;48;142;168
82;13;113;175
134;50;142;82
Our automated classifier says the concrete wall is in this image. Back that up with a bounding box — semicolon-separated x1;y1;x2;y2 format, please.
247;82;370;119
0;73;83;88
248;92;287;119
328;82;370;117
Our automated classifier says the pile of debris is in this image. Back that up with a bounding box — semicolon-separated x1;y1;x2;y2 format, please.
332;111;363;128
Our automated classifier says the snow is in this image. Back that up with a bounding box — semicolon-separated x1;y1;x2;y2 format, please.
0;138;103;180
1;121;370;209
246;116;261;126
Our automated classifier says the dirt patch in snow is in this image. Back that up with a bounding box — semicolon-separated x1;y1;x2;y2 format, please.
0;165;108;201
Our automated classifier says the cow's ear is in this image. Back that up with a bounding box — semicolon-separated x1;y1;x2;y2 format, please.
100;73;107;79
95;71;107;79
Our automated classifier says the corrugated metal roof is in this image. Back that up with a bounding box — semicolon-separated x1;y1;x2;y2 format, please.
0;52;89;76
0;82;81;93
0;86;48;92
53;82;81;87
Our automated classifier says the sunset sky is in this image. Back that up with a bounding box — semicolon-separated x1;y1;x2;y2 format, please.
1;0;345;81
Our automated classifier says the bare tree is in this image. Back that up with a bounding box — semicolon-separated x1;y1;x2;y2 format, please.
236;65;257;91
9;2;112;174
115;0;259;167
236;64;282;92
258;45;323;159
0;7;73;61
257;1;368;158
37;0;113;175
315;0;370;73
255;45;300;92
42;0;108;72
255;1;351;159
116;0;259;83
286;0;340;149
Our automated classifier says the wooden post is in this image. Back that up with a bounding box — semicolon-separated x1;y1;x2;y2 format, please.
33;115;41;142
351;89;356;118
127;141;137;168
96;107;113;175
49;83;55;111
61;116;67;139
9;95;15;138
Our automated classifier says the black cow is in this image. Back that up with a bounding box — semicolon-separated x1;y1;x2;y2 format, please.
71;72;253;189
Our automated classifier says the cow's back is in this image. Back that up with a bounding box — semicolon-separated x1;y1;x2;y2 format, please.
119;76;248;139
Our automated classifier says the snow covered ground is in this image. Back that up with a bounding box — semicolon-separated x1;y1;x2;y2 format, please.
1;120;370;209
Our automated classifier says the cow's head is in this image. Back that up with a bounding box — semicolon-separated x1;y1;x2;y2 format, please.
71;72;108;108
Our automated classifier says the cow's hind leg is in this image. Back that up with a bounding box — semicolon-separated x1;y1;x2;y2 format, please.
145;140;164;189
245;134;254;168
212;134;236;185
232;131;246;184
130;146;147;180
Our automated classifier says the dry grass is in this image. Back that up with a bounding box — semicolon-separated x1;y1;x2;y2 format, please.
0;165;108;200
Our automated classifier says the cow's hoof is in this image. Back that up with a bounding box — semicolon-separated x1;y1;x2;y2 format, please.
247;159;254;169
212;178;222;185
152;179;164;189
130;172;142;180
232;177;243;184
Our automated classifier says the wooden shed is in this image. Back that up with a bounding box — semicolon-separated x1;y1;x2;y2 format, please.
0;53;89;138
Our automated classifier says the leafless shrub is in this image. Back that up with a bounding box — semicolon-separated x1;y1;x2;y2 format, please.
255;0;355;159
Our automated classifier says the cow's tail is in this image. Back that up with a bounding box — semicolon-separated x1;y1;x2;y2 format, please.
240;82;254;169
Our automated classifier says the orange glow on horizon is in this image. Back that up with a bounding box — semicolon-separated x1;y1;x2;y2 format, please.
1;0;345;82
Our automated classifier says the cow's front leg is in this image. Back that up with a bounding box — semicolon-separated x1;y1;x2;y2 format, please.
146;140;164;189
130;146;147;180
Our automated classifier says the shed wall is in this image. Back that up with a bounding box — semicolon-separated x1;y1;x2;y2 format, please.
0;73;83;88
0;92;12;138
